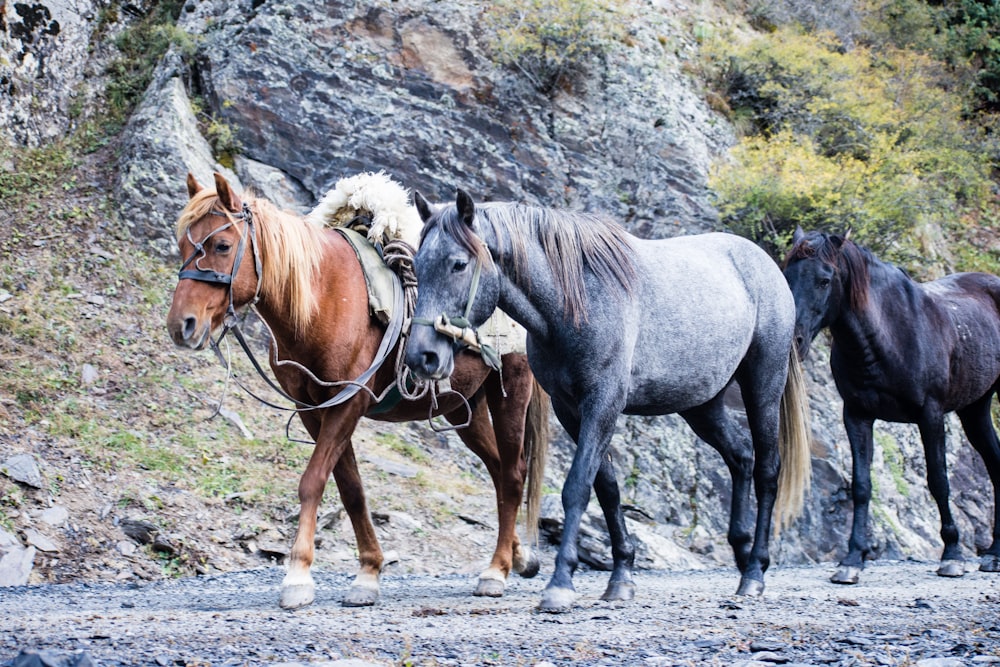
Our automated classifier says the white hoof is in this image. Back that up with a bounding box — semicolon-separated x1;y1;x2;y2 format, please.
937;559;966;578
538;586;576;613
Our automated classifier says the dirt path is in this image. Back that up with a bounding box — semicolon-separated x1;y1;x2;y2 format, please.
3;560;999;666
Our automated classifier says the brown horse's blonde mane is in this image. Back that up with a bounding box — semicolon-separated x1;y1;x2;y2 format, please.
425;201;636;326
176;190;325;335
784;232;871;312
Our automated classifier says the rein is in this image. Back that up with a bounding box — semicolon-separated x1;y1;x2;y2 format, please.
411;259;503;372
179;206;405;415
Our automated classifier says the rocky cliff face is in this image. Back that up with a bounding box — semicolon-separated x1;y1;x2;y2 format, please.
5;0;994;575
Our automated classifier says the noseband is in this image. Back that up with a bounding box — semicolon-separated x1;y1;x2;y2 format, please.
178;202;262;317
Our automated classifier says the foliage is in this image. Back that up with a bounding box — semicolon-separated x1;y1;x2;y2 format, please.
862;0;1000;114
104;0;191;131
484;0;624;95
704;27;994;266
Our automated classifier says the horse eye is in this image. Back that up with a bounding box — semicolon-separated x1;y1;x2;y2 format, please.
451;259;468;273
818;278;831;288
215;241;232;254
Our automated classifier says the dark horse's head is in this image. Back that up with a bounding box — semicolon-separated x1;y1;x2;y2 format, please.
405;189;501;381
782;226;871;359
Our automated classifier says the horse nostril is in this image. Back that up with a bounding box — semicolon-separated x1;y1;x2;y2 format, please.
183;316;198;341
420;350;439;372
795;335;804;348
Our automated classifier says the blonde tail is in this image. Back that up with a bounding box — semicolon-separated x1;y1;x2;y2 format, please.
774;345;812;534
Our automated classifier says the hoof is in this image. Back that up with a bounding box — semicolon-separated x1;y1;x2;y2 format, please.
980;554;1000;572
735;576;765;597
937;559;966;578
601;580;636;602
279;583;315;610
342;584;379;607
474;577;506;598
830;566;861;585
538;586;576;613
514;546;540;579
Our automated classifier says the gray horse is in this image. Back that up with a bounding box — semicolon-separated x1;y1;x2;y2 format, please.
405;190;812;611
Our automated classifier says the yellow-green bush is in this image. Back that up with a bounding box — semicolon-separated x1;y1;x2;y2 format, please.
484;0;624;95
705;27;994;268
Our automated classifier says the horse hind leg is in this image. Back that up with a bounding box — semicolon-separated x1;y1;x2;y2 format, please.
452;386;524;598
680;396;756;582
331;445;384;605
918;410;965;578
957;393;1000;573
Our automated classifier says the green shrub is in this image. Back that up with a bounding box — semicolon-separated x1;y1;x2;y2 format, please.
705;27;994;267
104;0;190;131
484;0;624;95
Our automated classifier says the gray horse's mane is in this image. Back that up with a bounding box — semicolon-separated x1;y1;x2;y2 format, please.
426;201;636;325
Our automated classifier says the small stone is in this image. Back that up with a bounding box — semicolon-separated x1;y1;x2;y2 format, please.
751;640;787;652
117;540;137;557
81;364;99;386
39;506;69;527
916;660;966;667
2;453;44;488
23;529;59;553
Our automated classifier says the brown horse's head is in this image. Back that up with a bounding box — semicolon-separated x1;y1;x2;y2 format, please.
166;172;261;350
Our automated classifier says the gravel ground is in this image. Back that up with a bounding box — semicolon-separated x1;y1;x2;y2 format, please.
2;560;999;666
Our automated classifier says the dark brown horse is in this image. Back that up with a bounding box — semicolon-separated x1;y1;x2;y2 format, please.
784;228;1000;584
166;173;549;608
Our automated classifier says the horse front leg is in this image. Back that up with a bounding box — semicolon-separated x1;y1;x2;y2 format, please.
832;408;875;584
918;410;964;577
540;397;618;612
280;409;376;609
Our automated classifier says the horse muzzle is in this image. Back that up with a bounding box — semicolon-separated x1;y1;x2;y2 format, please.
404;327;455;381
168;314;212;351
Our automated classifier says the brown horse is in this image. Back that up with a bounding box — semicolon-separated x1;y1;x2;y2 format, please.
166;172;549;609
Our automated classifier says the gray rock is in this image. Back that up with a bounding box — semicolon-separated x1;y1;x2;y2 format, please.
10;649;96;667
0;544;35;586
38;505;69;527
2;453;44;488
24;528;59;553
115;51;242;256
80;364;99;386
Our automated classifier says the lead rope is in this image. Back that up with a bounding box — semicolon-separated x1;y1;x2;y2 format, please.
382;239;475;430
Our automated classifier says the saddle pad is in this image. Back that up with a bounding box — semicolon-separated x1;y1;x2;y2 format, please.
336;227;400;325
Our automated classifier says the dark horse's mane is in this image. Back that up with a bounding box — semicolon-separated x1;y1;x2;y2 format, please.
423;202;636;326
784;232;873;312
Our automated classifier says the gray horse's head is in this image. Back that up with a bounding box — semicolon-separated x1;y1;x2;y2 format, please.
782;226;869;358
405;189;501;380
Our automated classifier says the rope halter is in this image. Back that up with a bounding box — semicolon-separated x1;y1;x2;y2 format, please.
411;258;502;372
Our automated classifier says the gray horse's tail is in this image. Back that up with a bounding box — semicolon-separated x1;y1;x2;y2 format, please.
523;378;551;545
775;344;812;533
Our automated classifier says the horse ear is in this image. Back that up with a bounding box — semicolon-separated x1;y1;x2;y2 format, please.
213;172;240;212
186;172;204;199
456;189;475;227
792;225;805;245
413;191;434;223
